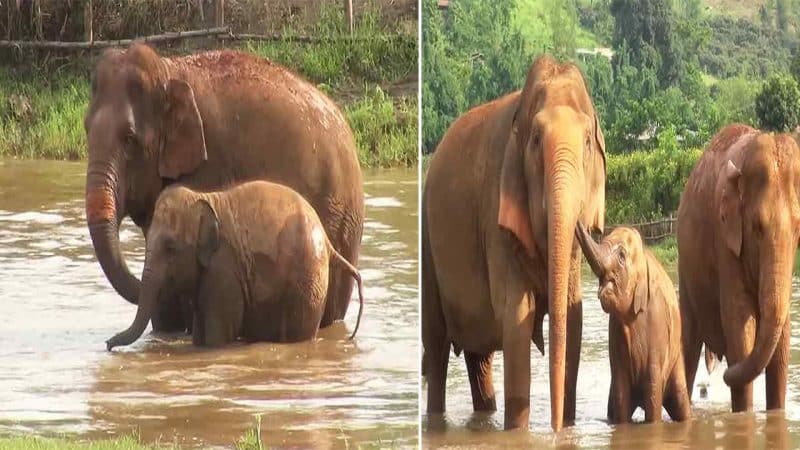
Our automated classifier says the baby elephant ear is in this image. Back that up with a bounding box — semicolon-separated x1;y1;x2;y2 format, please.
194;199;219;267
633;259;650;314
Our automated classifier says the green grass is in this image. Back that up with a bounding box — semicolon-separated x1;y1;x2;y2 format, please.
345;86;417;168
0;5;417;168
650;236;678;268
244;6;416;89
0;434;173;450
0;69;89;160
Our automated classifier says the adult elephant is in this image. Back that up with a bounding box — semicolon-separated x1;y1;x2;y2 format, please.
422;55;606;431
678;124;800;412
84;44;363;331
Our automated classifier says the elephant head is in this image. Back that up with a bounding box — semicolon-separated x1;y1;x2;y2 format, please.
84;44;207;305
720;134;800;386
575;224;652;322
497;56;606;431
105;187;232;350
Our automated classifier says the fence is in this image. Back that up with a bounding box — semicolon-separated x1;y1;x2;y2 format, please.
607;213;677;244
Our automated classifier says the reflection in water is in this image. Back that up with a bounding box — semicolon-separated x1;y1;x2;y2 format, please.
0;160;418;448
422;266;800;448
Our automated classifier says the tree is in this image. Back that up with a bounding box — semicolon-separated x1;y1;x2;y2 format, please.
755;74;800;131
611;0;683;87
548;0;578;59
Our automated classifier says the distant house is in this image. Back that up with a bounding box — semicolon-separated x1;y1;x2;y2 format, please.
576;47;614;61
438;0;449;9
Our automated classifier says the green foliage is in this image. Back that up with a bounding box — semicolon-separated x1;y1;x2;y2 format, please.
547;0;579;59
605;145;702;223
246;7;416;87
712;76;759;125
421;0;529;152
0;69;89;160
611;0;684;87
650;236;678;268
345;87;418;168
756;74;800;131
701;15;792;78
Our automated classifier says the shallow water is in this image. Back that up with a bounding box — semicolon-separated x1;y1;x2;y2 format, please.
0;159;419;449
422;266;800;449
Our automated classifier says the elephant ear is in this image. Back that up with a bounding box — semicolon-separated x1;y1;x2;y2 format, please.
160;79;208;180
633;257;650;315
583;112;607;233
719;160;743;257
195;199;219;267
498;118;535;256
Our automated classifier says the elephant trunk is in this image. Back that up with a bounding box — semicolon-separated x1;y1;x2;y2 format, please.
85;156;140;305
544;144;583;432
575;221;608;278
723;249;792;386
106;257;158;350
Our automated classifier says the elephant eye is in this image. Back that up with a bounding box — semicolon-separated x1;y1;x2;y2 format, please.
617;247;627;265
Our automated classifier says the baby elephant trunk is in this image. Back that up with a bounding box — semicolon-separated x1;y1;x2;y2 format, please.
575;221;611;278
106;266;159;351
328;243;364;339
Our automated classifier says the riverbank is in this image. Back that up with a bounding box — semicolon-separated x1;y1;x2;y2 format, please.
0;8;417;168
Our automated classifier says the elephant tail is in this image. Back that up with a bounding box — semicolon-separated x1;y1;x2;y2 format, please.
328;244;364;340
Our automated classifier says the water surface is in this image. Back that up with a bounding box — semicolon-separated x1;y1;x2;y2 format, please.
422;261;800;449
0;159;419;449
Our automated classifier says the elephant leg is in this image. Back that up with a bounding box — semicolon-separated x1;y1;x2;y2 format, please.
502;292;534;430
319;210;362;328
664;359;692;422
643;373;664;423
679;285;702;399
721;296;756;412
564;267;582;426
606;383;615;422
765;315;790;410
422;222;448;414
465;351;497;411
609;374;632;424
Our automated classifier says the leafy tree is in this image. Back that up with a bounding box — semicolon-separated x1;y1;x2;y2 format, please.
755;74;800;131
610;0;683;87
421;0;529;153
548;0;578;59
712;77;759;126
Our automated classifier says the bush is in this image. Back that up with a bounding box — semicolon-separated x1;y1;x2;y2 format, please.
345;87;417;168
756;74;800;132
605;145;702;224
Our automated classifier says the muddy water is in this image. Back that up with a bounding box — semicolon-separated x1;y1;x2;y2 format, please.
422;268;800;449
0;159;418;449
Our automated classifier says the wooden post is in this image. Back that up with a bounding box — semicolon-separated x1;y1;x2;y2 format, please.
84;0;93;43
344;0;353;34
215;0;224;28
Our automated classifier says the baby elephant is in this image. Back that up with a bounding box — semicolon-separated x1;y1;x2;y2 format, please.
107;181;364;350
575;223;690;424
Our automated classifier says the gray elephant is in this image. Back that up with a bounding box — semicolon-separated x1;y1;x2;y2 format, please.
575;224;691;424
106;181;364;349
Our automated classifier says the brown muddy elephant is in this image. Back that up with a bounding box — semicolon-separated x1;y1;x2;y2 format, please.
576;224;691;424
422;55;607;431
84;44;363;332
677;124;800;412
106;181;365;350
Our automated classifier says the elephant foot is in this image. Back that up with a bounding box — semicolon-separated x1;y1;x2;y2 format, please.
504;397;530;430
